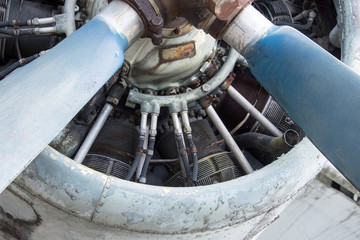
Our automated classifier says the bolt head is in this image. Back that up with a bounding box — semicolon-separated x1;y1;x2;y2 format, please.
202;84;211;92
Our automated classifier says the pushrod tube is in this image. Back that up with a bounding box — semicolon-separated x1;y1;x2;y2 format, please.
227;86;282;137
206;106;254;174
74;103;113;164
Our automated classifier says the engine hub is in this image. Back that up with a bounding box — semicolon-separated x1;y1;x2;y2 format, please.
123;26;217;90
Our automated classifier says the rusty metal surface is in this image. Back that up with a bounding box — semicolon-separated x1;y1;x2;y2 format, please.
153;0;253;40
162;17;194;38
204;0;252;21
159;41;196;63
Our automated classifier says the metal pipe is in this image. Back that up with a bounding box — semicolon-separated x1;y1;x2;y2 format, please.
136;127;149;181
125;112;148;181
171;113;193;186
139;114;158;183
32;17;56;26
74;84;126;164
227;86;282;137
0;51;45;80
63;0;76;36
74;103;113;163
181;111;198;184
39;27;57;34
128;48;239;107
205;106;253;174
234;129;299;155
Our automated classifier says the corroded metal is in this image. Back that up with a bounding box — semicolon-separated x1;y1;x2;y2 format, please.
159;41;196;63
153;0;252;39
204;0;253;21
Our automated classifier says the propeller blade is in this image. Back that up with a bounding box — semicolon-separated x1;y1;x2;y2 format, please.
0;1;143;193
224;5;360;190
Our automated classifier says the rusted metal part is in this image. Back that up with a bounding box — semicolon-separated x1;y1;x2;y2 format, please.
122;0;164;45
159;41;196;63
162;17;194;38
204;0;252;21
207;0;253;39
221;72;235;90
155;0;213;30
153;0;252;39
198;94;217;109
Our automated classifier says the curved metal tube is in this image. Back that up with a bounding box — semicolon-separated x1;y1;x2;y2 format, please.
234;130;299;155
128;48;240;107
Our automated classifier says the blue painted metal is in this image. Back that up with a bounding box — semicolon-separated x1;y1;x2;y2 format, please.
245;26;360;190
0;17;129;193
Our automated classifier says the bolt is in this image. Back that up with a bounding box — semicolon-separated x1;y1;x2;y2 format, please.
151;16;163;26
122;64;129;73
202;84;211;92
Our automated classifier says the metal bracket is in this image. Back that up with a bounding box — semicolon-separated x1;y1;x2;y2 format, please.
122;0;164;45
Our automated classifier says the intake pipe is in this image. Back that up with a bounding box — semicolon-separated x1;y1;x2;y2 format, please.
223;5;360;190
0;1;144;193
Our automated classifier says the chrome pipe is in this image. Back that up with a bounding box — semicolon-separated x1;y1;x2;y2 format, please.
74;103;113;163
227;86;282;137
206;106;253;174
125;112;149;181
